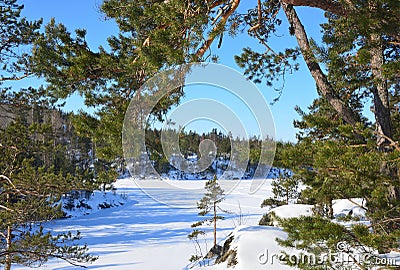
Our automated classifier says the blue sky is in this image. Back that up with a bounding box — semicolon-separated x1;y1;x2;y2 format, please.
15;0;328;142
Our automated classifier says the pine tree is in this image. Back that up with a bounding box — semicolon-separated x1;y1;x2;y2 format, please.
0;1;96;268
0;116;97;269
273;95;400;268
0;0;42;83
261;171;300;209
191;175;225;249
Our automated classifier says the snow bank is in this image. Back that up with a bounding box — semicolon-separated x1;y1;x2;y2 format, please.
186;225;293;270
61;189;128;218
332;198;367;218
270;204;313;219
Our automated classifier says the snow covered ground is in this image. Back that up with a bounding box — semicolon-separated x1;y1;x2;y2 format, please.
14;178;275;269
13;178;398;270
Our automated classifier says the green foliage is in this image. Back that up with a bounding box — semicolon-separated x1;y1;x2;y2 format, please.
260;177;300;209
267;1;400;264
189;175;226;256
7;0;399;268
275;92;399;269
0;0;42;81
0;2;97;263
195;175;225;218
0;117;97;269
0;228;97;268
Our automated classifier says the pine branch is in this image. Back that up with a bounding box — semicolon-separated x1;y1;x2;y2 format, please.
0;204;14;212
0;250;94;268
196;0;240;59
280;0;347;15
0;74;31;82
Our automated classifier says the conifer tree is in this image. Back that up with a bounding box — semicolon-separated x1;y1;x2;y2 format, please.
191;175;225;248
0;115;97;269
0;1;96;268
273;95;400;268
261;171;300;209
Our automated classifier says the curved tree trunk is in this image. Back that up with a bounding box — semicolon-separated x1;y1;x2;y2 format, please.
280;2;360;126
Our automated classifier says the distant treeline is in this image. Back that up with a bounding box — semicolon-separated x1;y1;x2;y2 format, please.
145;127;272;175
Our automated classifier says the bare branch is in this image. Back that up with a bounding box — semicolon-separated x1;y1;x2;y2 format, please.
0;74;30;82
346;198;368;211
373;131;400;151
0;175;16;189
196;0;240;59
280;0;347;15
367;217;400;228
0;204;14;212
208;0;229;10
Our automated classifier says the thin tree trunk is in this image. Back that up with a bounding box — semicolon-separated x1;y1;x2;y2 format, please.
5;193;12;270
5;225;12;270
367;0;398;205
213;201;217;248
280;2;360;126
286;190;289;205
328;199;334;219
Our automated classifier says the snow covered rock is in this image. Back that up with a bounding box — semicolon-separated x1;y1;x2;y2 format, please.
61;189;127;218
186;225;294;269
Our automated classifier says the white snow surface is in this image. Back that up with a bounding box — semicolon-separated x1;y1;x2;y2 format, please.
186;225;294;270
14;178;276;270
332;198;367;218
13;178;398;270
270;204;314;219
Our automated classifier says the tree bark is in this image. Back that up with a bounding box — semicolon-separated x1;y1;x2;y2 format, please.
370;36;393;146
5;225;12;270
213;201;217;247
280;2;360;126
281;0;346;15
5;193;12;270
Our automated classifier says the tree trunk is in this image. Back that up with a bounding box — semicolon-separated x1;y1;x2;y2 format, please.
5;226;12;270
280;2;360;126
5;193;12;270
286;190;289;205
328;199;334;219
213;201;217;248
370;35;393;147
